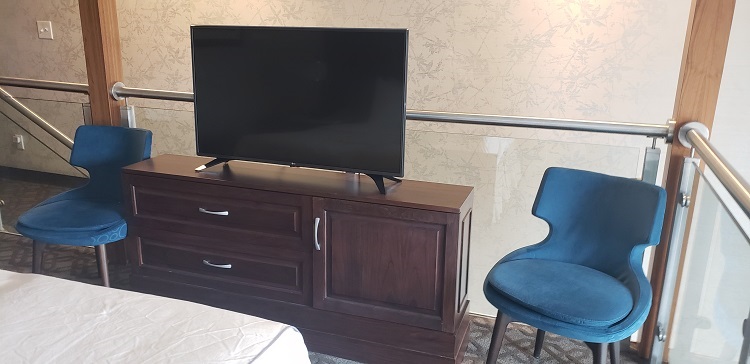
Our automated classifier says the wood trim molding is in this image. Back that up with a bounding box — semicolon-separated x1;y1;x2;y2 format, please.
639;0;736;359
78;0;123;126
78;0;127;263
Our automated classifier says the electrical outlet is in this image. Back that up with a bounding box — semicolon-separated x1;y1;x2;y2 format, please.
37;21;54;40
13;134;25;150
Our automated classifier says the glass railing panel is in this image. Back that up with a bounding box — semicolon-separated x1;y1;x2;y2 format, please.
669;163;750;364
134;106;196;156
114;106;662;317
403;124;652;316
0;97;87;234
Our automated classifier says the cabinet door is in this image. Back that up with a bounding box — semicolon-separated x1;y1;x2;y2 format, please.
312;197;452;331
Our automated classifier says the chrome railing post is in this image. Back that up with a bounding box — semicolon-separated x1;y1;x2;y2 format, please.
82;103;92;125
650;156;699;364
0;199;5;232
742;308;749;364
642;139;661;185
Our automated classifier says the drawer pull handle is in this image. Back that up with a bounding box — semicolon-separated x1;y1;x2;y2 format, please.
202;260;232;269
314;217;321;251
199;207;229;216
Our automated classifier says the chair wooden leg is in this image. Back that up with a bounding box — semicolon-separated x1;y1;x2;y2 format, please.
32;240;45;273
486;311;513;364
586;342;608;364
533;329;546;358
609;340;621;364
95;245;110;287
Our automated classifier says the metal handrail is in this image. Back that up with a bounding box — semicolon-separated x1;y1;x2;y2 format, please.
0;76;676;140
105;83;750;219
0;77;88;94
111;82;194;102
107;83;674;140
407;110;672;139
684;126;750;218
0;86;74;149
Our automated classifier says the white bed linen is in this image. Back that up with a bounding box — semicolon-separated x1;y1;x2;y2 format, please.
0;269;310;363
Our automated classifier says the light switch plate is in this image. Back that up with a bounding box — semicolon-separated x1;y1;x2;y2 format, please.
13;134;25;150
37;21;54;40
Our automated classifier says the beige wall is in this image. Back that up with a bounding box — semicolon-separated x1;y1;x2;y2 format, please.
0;98;85;176
1;1;688;120
0;0;87;175
1;0;698;316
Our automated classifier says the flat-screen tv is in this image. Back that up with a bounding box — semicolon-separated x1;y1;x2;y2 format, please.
191;25;408;184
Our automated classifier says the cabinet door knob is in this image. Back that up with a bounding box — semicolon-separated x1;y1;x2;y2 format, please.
202;259;232;269
314;217;321;251
198;207;229;216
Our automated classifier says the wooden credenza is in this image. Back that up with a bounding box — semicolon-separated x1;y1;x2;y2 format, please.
122;154;474;363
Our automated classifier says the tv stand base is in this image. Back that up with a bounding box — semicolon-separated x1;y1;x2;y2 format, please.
194;158;231;172
365;174;402;194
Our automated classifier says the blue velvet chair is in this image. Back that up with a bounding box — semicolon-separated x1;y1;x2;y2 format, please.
15;125;152;287
483;167;666;364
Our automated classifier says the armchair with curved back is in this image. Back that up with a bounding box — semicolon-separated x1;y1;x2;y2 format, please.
15;125;152;287
483;167;666;363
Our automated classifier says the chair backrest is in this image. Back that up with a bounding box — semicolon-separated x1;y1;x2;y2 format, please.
70;125;152;202
531;167;666;280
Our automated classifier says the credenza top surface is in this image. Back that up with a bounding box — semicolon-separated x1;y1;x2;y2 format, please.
123;154;473;213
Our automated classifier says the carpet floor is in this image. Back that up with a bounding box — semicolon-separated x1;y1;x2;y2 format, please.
0;176;644;363
0;233;639;364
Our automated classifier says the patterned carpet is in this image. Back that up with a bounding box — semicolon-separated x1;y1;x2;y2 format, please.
0;175;644;363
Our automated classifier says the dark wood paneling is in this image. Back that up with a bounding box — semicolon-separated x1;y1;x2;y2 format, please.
313;197;448;330
458;210;472;311
126;174;312;251
122;154;474;362
133;185;302;237
328;215;440;310
132;229;311;304
142;242;301;289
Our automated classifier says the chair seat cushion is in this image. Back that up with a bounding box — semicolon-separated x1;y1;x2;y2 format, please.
487;259;634;327
18;199;124;232
16;199;127;246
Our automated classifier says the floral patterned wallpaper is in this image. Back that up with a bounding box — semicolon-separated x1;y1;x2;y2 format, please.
116;0;687;122
1;1;689;119
0;0;694;315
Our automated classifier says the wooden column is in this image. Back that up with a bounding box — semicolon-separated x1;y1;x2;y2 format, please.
79;0;123;126
639;0;735;359
78;0;127;263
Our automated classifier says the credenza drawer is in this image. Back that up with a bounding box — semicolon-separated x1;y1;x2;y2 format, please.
127;175;312;249
133;229;310;304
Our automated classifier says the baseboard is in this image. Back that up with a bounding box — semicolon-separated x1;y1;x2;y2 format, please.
0;166;86;188
468;311;496;320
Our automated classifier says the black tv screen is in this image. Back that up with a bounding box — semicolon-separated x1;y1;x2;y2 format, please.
191;25;408;177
